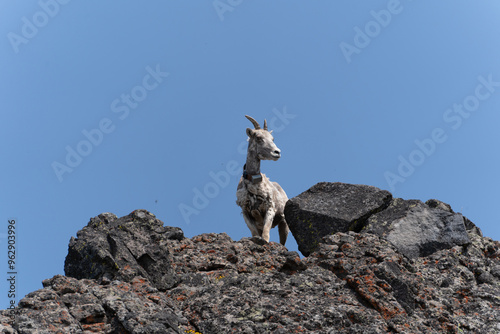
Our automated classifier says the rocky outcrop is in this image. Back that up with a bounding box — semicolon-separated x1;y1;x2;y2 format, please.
285;182;473;258
364;198;471;259
284;183;392;256
3;275;184;334
1;183;500;333
64;210;184;291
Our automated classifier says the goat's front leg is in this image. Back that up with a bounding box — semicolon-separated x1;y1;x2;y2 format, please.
261;209;276;242
242;212;260;237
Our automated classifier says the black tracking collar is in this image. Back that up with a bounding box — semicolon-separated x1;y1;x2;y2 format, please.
242;164;262;184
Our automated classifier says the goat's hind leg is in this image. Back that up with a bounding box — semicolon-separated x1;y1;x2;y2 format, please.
278;217;289;246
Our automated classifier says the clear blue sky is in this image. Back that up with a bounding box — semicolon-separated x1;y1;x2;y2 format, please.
2;0;500;307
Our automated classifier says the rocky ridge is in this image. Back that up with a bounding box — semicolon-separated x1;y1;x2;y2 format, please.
285;182;473;258
1;183;499;333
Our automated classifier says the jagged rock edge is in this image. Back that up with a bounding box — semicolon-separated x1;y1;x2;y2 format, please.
348;192;393;233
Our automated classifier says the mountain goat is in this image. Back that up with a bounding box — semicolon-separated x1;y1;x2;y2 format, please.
236;115;289;245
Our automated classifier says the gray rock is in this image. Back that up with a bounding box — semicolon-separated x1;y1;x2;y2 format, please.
364;198;471;258
284;182;471;259
64;209;184;290
463;215;484;237
285;182;392;256
476;270;495;284
2;187;499;333
425;198;453;212
491;265;500;279
427;199;483;237
10;275;184;333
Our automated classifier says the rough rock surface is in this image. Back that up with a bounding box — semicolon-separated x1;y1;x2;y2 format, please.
286;182;472;258
364;198;471;258
285;183;392;256
64;210;184;291
3;275;184;334
1;190;500;333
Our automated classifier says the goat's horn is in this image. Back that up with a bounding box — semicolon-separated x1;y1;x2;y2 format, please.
264;119;268;131
245;115;261;129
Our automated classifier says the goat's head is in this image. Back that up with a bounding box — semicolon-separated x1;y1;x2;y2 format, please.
245;115;281;161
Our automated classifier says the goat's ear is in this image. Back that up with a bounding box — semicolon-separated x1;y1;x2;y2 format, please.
269;130;273;134
246;128;255;137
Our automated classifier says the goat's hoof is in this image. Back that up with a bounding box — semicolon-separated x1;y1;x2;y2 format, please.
250;236;268;246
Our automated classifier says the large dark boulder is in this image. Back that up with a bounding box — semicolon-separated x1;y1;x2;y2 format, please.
285;182;472;259
285;182;392;256
64;209;184;290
